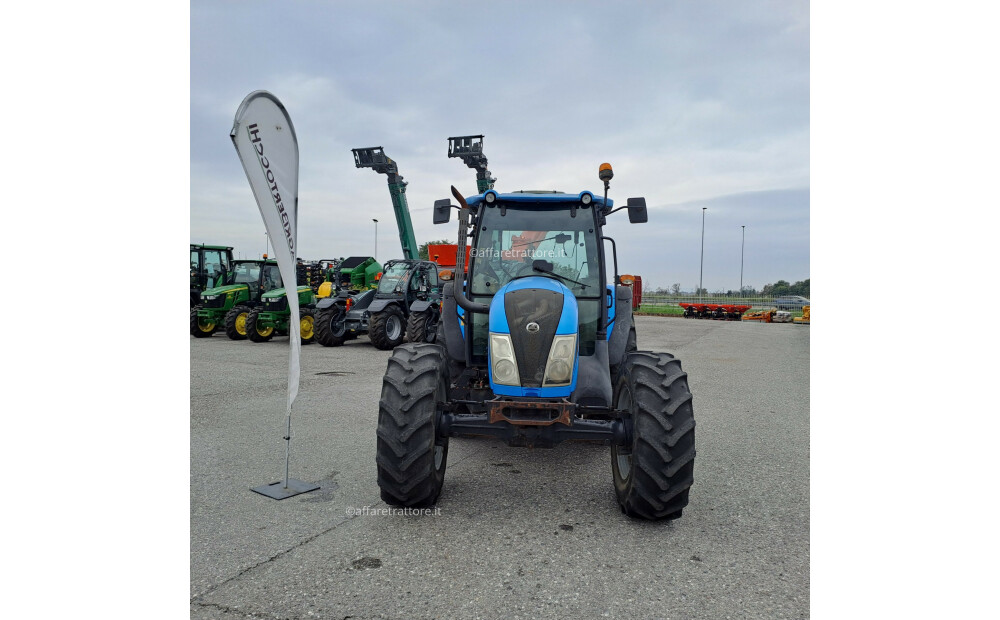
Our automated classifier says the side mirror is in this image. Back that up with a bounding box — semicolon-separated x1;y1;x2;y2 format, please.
627;197;648;224
433;199;452;224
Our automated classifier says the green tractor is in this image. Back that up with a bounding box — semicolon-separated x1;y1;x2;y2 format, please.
375;164;695;520
245;285;318;345
190;259;282;339
190;243;234;307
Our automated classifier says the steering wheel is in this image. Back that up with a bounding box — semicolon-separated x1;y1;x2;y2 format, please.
508;262;535;278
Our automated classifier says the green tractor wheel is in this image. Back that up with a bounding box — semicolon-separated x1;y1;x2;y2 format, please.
246;308;274;343
190;305;217;338
224;305;251;340
299;308;315;345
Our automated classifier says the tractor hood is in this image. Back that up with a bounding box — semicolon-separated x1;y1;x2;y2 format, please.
261;285;313;300
488;276;579;398
201;283;249;299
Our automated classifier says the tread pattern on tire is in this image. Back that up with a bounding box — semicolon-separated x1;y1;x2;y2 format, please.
224;305;250;340
405;310;437;344
613;351;696;520
246;308;273;342
376;343;448;507
369;305;406;350
314;305;347;347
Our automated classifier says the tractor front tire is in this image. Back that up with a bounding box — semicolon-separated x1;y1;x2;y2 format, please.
246;308;274;343
315;305;348;347
190;305;217;338
299;308;315;345
369;305;406;350
405;310;439;344
611;351;696;520
224;305;250;340
377;344;449;507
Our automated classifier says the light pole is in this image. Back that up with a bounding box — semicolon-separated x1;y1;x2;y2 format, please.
372;218;378;261
740;225;746;297
699;207;707;302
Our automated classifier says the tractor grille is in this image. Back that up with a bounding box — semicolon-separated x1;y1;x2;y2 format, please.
203;295;227;309
264;297;288;312
505;288;562;387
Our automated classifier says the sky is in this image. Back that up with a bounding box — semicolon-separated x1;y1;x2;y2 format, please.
191;0;809;293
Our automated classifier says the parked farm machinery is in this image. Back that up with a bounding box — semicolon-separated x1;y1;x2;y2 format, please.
375;163;695;520
680;302;750;320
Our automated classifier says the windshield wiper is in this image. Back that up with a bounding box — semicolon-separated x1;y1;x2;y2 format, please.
531;259;588;290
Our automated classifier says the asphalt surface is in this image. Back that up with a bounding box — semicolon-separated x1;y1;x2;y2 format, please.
191;315;810;619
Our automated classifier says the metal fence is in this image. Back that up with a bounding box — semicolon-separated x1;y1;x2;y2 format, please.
640;294;809;310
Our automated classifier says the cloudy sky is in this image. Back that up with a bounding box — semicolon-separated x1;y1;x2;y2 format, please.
191;1;808;293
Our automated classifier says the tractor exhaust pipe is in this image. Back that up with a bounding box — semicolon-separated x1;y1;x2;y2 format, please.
450;185;489;314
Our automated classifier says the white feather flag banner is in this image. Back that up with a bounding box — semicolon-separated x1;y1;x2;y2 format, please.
230;91;301;414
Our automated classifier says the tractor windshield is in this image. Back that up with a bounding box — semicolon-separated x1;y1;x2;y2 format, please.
377;262;411;294
470;205;600;298
231;262;262;285
228;262;261;296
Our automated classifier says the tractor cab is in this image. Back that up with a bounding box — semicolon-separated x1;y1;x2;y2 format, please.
376;259;440;302
219;260;282;298
438;187;646;406
190;244;234;306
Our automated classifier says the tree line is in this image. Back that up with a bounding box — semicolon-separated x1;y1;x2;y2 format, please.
647;278;810;297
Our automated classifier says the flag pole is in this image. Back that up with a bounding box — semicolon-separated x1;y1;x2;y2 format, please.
231;89;319;500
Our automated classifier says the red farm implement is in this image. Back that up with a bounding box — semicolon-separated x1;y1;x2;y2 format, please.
679;302;751;320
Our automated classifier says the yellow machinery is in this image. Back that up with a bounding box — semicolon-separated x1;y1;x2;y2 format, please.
742;309;775;322
793;305;810;324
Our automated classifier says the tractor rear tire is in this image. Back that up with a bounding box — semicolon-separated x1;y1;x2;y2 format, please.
246;308;274;343
405;310;439;344
315;305;348;347
369;305;406;350
224;305;250;340
376;343;449;507
611;351;696;520
190;305;217;338
299;308;315;345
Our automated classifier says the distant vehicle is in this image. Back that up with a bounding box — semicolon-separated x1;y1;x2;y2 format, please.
773;295;809;310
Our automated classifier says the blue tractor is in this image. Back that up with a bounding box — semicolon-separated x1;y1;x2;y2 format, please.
375;164;695;520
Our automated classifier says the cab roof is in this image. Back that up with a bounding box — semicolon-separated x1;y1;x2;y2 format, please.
465;190;612;209
191;244;234;251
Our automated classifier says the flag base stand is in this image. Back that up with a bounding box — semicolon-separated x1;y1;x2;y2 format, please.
251;478;320;500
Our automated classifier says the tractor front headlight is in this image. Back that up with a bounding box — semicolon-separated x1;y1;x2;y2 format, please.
203;295;217;301
543;335;577;386
489;333;520;386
